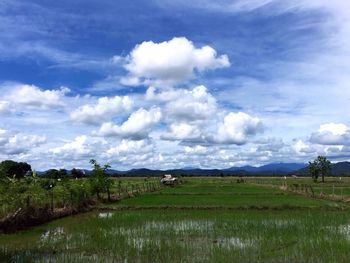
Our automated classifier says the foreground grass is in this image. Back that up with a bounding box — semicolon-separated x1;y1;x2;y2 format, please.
1;210;350;262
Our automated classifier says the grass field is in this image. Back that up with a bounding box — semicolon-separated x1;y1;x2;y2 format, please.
1;177;350;262
116;178;343;208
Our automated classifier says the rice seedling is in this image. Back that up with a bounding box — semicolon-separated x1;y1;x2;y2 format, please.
1;209;350;262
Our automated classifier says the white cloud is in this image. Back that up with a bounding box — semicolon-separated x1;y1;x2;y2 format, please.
256;137;285;152
292;139;314;155
150;85;264;145
95;107;162;139
0;128;46;155
122;37;230;86
145;86;182;102
164;85;217;122
157;0;350;16
318;123;347;136
153;85;219;142
50;136;90;155
49;135;107;159
106;139;153;156
0;101;10;115
215;112;263;145
184;145;208;155
310;123;350;145
5;84;69;109
161;122;202;141
70;95;132;125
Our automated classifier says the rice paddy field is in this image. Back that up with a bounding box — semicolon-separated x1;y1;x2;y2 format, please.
1;177;350;262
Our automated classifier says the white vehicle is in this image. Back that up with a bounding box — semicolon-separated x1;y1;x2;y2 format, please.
160;174;177;185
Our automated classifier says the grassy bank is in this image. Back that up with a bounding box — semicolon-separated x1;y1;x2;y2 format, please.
0;176;160;233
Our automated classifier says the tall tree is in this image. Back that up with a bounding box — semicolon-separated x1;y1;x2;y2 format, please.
308;156;331;182
316;156;331;183
308;161;319;182
89;159;113;201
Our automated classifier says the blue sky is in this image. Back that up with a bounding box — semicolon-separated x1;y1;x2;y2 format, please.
1;0;350;170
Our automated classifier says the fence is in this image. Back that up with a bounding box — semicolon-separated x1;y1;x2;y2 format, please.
116;180;162;199
251;179;348;201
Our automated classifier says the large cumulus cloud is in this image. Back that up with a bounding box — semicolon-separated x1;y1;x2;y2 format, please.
121;37;230;87
310;123;350;146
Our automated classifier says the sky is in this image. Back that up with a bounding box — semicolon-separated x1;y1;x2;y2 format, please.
0;0;350;170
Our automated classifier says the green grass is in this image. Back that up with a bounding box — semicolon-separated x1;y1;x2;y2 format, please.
116;180;340;208
158;181;282;194
118;192;339;208
313;186;350;196
246;176;350;198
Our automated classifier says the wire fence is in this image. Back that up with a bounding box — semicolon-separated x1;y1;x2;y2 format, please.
251;179;349;201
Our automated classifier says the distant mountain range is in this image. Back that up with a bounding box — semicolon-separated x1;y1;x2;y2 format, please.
295;161;350;176
39;162;350;177
225;163;307;174
101;162;309;176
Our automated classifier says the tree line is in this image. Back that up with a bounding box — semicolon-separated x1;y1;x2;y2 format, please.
0;159;115;218
0;160;88;179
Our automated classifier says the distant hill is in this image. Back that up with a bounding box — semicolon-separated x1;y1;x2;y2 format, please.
226;163;306;175
296;161;350;176
38;162;350;177
330;162;350;175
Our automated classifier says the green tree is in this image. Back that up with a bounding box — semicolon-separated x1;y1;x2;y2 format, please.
316;156;331;183
58;169;68;179
44;169;59;179
71;168;85;178
308;161;319;182
44;168;68;179
0;160;31;179
89;159;113;201
308;156;331;183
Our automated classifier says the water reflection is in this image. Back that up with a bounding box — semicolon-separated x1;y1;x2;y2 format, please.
41;227;65;242
98;212;113;219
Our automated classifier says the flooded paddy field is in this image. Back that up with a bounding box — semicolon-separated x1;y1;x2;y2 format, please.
1;177;350;262
1;210;350;262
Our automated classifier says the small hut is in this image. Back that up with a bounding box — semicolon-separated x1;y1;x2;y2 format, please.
160;174;177;186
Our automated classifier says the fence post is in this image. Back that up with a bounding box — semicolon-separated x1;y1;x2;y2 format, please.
310;185;314;197
50;191;54;212
341;187;343;199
